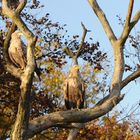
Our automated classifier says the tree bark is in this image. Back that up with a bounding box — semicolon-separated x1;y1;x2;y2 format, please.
27;94;124;138
2;0;37;139
11;76;33;140
67;123;84;140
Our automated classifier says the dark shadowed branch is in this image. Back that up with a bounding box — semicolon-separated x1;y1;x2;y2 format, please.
63;47;74;58
27;93;124;138
63;22;89;62
121;67;140;89
75;22;89;58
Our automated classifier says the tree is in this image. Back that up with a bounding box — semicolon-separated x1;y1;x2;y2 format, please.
1;0;140;140
0;0;108;139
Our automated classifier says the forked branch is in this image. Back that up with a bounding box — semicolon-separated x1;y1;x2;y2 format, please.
121;67;140;89
63;47;74;58
75;22;89;58
63;22;89;64
120;0;140;45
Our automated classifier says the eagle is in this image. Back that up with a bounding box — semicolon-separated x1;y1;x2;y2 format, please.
8;31;41;80
63;65;85;109
8;31;26;69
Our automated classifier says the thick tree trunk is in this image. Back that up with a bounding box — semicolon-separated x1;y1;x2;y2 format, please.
67;123;84;140
2;1;37;139
11;76;33;140
110;41;124;96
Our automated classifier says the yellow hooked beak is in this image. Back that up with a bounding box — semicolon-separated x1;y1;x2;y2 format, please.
17;32;24;36
73;65;80;70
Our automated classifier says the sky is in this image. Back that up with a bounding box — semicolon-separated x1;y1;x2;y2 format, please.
40;0;140;116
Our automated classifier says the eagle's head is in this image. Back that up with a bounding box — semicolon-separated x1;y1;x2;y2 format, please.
69;65;80;77
11;31;23;39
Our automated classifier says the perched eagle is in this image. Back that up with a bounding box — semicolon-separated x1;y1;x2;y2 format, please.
8;31;41;80
63;65;85;109
8;31;26;69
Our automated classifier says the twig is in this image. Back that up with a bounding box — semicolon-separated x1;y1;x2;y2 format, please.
75;22;90;58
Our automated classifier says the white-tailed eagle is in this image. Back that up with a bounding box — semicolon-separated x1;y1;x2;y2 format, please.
8;31;41;80
63;65;85;109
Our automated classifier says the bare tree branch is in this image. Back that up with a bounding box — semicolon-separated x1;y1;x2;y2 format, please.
119;1;140;45
88;0;117;45
125;0;134;26
87;0;124;97
15;0;27;14
75;22;89;58
131;10;140;27
120;0;134;44
88;0;140;97
110;44;124;96
2;0;37;139
63;23;89;66
121;68;140;89
27;94;124;138
63;47;74;58
2;0;33;39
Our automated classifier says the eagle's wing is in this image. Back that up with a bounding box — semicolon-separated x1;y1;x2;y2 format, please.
21;41;27;58
63;79;68;99
15;45;26;69
8;50;20;67
77;80;85;109
21;41;41;80
64;78;80;109
63;79;71;109
8;43;25;69
17;43;26;60
68;78;78;109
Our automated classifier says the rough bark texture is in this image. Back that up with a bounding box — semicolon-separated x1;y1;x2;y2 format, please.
2;0;37;139
27;94;124;138
67;123;84;140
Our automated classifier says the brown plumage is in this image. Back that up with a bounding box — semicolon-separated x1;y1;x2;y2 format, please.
8;31;26;69
8;31;41;80
63;65;85;109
